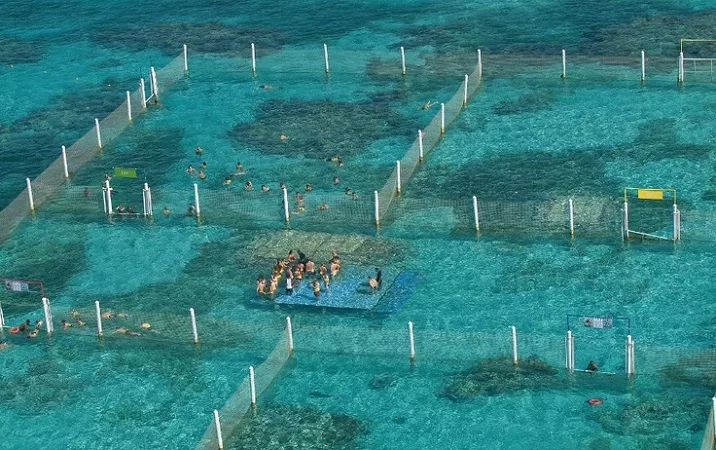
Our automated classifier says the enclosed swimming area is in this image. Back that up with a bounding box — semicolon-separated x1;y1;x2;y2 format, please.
5;0;716;449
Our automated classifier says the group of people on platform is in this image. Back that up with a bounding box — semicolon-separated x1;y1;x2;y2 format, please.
257;250;341;299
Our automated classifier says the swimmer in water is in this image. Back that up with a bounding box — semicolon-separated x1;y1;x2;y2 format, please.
162;207;170;216
586;361;599;372
312;279;321;299
268;275;278;295
61;319;72;329
224;177;232;185
71;309;81;318
261;184;270;192
352;192;359;200
319;264;327;277
368;277;378;291
198;170;206;181
344;188;352;196
322;273;330;293
34;320;43;331
256;276;266;294
187;204;196;216
333;176;340;185
318;202;329;211
288;250;296;263
101;311;113;320
305;184;313;192
115;327;141;336
195;146;203;155
75;317;86;327
0;342;9;350
187;165;195;174
330;261;340;277
260;84;274;90
27;330;38;339
201;162;207;169
420;100;435;110
280;134;288;141
305;260;315;274
245;181;253;191
233;162;246;175
280;181;286;190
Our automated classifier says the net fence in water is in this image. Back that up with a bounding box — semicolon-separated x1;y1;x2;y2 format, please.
196;328;291;450
0;51;186;244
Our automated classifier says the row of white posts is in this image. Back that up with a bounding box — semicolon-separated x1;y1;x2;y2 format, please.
560;49;648;82
565;330;635;375
0;298;54;335
100;181;154;217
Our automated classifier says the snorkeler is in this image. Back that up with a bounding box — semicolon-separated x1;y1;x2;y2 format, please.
245;181;253;191
162;207;170;216
420;100;435;110
224;177;232;185
352;192;358;200
187;165;195;174
305;184;313;192
344;188;352;196
318;202;329;211
115;327;141;336
198;170;206;181
261;184;271;192
195;146;203;155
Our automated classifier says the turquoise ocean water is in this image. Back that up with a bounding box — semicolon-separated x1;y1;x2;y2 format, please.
3;0;716;449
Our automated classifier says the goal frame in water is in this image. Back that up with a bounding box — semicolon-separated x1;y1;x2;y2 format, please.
622;187;680;242
679;38;716;82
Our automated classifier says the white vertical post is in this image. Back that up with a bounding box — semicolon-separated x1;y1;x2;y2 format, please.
142;183;152;216
628;335;635;375
194;183;201;217
561;49;567;79
440;103;445;134
105;180;113;215
418;130;424;162
95;300;103;337
408;321;415;361
286;316;294;353
183;44;188;72
126;91;132;121
623;201;629;239
213;410;224;450
189;308;199;344
463;74;468;105
565;330;574;372
400;46;406;76
673;204;679;242
374;190;380;226
472;196;479;232
641;50;646;82
140;78;147;109
61;145;69;179
511;325;518;365
676;208;681;240
712;398;716;436
283;187;289;223
396;161;401;195
0;302;4;328
323;43;330;74
95;118;102;148
150;66;159;100
477;49;482;79
249;366;257;407
42;297;53;335
678;52;684;83
569;198;575;237
26;178;34;211
251;43;256;74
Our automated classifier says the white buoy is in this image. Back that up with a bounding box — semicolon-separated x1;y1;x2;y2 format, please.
408;321;415;361
323;43;330;74
95;300;103;337
286;316;294;353
418;130;424;162
400;46;406;76
477;49;483;79
213;409;224;450
440;103;445;134
105;180;113;215
463;74;468;105
251;43;256;74
194;183;201;217
561;49;566;79
150;66;159;100
183;44;188;72
61;145;69;179
569;198;575;237
472;196;479;231
26;178;34;211
140;78;147;109
374;190;380;226
249;366;257;407
283;187;289;223
511;326;518;365
95;118;102;148
42;297;53;335
396;161;401;195
623;201;629;239
641;50;646;82
126;91;132;121
142;183;153;216
190;308;199;344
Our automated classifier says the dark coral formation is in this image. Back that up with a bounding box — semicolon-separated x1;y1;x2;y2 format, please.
0;36;46;65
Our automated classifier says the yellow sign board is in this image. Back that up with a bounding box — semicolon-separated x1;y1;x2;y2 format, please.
637;189;664;200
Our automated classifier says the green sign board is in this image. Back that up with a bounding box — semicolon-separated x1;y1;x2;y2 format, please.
113;167;137;178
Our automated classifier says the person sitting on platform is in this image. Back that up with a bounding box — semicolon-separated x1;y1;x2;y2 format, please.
368;277;378;291
305;260;315;274
312;279;321;299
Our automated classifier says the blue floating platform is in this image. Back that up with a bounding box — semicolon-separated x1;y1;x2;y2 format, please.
273;267;417;312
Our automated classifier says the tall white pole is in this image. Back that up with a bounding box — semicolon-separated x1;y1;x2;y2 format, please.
641;50;646;82
251;43;256;74
183;44;188;72
42;297;53;335
126;91;132;121
190;308;199;344
396;160;401;195
463;74;469;105
477;49;483;79
565;330;571;370
213;410;224;450
95;118;102;148
569;198;575;237
561;49;567;79
441;103;445;134
61;145;69;179
194;183;201;217
140;78;147;109
26;178;34;211
418;130;424;162
408;321;415;361
95;300;103;337
472;196;479;232
0;302;4;328
400;46;406;76
143;183;152;216
323;43;330;74
286;316;294;353
673;204;678;242
283;187;289;222
374;190;380;226
150;66;159;100
678;52;684;83
624;201;629;239
511;326;518;365
249;366;257;407
105;180;113;215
